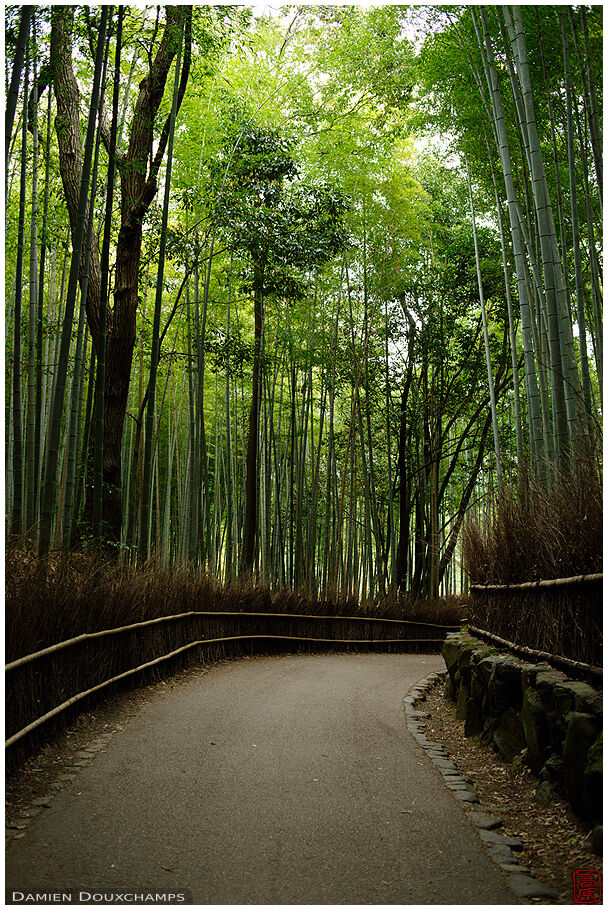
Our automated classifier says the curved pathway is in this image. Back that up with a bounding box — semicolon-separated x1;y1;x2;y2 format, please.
6;653;517;904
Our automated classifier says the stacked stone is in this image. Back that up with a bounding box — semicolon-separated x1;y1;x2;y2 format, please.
405;670;557;900
442;631;602;850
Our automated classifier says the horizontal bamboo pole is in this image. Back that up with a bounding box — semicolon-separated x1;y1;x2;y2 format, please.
6;610;460;672
467;625;603;682
470;572;602;591
5;633;448;747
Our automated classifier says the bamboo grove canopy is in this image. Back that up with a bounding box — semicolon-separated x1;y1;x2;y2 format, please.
4;5;602;599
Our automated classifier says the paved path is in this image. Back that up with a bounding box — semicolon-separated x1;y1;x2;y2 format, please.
6;653;517;904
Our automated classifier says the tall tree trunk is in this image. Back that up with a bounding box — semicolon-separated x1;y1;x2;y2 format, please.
10;41;29;538
92;6;123;547
241;261;264;575
50;6;192;549
39;7;109;560
5;6;31;177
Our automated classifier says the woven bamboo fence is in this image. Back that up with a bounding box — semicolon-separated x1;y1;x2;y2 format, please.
6;609;460;756
468;572;602;668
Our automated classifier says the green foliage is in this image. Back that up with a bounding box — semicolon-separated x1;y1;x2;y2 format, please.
211;116;348;298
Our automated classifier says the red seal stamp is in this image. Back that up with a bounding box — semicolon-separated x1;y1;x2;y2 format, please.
573;869;602;903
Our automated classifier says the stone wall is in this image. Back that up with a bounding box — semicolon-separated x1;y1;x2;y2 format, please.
442;631;603;829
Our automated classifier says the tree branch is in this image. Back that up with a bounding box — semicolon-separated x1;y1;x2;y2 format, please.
121;6;191;231
132;7;193;227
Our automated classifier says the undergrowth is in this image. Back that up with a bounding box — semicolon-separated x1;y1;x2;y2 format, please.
462;459;602;584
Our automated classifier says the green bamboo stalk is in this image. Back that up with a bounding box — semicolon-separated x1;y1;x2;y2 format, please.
35;85;52;517
475;7;545;479
561;10;592;417
569;8;602;206
224;268;234;582
506;5;571;467
465;157;503;490
488;153;524;473
25;32;39;534
573;101;603;405
10;41;29;538
5;6;31;179
140;15;183;560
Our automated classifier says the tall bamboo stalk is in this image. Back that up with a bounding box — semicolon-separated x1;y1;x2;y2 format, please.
465;157;502;490
11;41;29;538
561;10;593;419
476;7;544;479
5;6;31;179
140;17;183;560
35;85;52;515
25;32;39;534
506;5;574;468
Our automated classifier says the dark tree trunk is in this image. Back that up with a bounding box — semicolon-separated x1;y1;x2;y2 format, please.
39;8;108;561
410;489;426;597
51;8;102;337
5;5;32;171
241;262;264;575
50;6;191;548
395;318;415;589
92;7;123;545
94;220;144;543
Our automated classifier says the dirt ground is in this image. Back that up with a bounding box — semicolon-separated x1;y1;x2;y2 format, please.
6;670;199;816
423;678;602;904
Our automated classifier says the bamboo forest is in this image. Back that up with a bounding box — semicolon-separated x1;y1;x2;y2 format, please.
5;4;602;606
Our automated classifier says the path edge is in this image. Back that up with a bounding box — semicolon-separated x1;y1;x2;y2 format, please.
404;670;558;903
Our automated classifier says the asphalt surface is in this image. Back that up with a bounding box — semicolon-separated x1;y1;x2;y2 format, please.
6;652;518;904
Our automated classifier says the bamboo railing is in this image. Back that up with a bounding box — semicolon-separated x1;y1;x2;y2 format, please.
470;572;602;591
467;624;602;683
5;609;458;671
467;572;602;675
6;611;461;748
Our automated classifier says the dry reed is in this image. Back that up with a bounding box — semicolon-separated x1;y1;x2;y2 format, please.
462;459;602;665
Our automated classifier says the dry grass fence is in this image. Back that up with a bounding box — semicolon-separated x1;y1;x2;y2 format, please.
5;549;464;768
466;582;602;667
462;460;602;666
